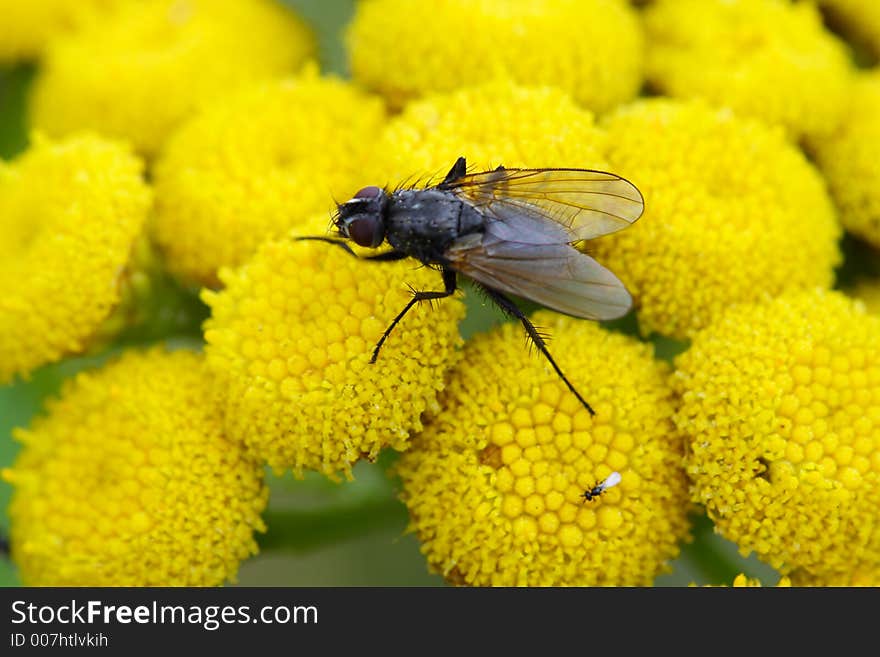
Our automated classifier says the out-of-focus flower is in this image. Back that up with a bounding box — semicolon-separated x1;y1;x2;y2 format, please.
0;0;131;62
592;99;841;339
348;0;644;114
29;0;315;156
0;133;151;383
820;0;880;59
731;573;791;587
644;0;853;138
152;69;386;287
202;220;466;480
809;72;880;247
674;290;880;582
790;566;878;586
2;349;267;586
395;313;689;586
370;81;610;186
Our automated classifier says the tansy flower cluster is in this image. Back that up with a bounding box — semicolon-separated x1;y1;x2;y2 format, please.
153;67;386;287
202;224;465;480
396;313;690;586
3;0;879;588
0;132;151;383
29;0;315;156
348;0;644;114
644;0;853;138
2;349;268;586
674;290;880;584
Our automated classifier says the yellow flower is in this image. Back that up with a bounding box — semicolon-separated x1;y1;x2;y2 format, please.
395;313;689;586
29;0;315;156
2;348;267;586
348;0;644;114
0;0;131;62
0;133;151;383
820;0;880;58
790;566;878;586
370;81;610;184
202;220;466;480
731;573;791;587
593;99;841;339
808;72;880;247
674;290;880;581
644;0;853;138
152;69;386;287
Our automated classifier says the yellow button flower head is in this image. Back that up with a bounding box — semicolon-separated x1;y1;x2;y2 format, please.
593;99;841;339
396;313;689;586
0;133;151;383
644;0;853;138
820;0;880;58
674;290;880;581
202;223;466;480
153;69;386;287
2;348;268;586
0;0;131;62
372;81;610;184
348;0;643;114
29;0;315;156
809;72;880;247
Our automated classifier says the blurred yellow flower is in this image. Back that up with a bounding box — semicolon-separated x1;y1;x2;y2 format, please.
674;290;880;581
0;0;134;62
370;81;610;184
731;573;791;587
348;0;644;113
790;566;878;586
644;0;853;138
2;348;267;586
29;0;315;156
809;72;880;247
153;69;386;287
202;221;466;480
593;99;841;339
396;313;689;586
0;133;151;383
820;0;880;58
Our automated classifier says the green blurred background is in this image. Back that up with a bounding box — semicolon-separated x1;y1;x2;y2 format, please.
0;0;781;587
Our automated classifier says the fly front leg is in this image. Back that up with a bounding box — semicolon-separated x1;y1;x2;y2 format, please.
371;267;457;363
478;284;596;417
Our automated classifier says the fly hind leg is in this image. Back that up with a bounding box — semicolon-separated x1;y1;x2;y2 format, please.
478;284;596;416
371;267;457;363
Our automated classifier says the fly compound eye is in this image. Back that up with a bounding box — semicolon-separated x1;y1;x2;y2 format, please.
347;216;384;248
353;185;383;200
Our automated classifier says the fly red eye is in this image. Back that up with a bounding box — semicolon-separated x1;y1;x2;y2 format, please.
348;216;384;247
354;185;382;200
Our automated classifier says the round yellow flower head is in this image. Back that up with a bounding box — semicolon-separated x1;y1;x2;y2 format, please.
791;565;879;586
0;132;151;383
202;221;466;480
674;289;880;580
593;98;841;339
371;81;610;184
2;348;268;586
820;0;880;59
348;0;644;114
644;0;853;138
153;69;386;287
0;0;130;62
396;313;689;586
808;72;880;247
29;0;315;156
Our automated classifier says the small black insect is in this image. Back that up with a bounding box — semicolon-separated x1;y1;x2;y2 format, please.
581;472;622;502
300;157;644;416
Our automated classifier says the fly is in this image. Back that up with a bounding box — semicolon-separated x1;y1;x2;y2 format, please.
581;471;622;502
299;156;644;416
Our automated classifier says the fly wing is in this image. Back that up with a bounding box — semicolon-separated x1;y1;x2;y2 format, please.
438;167;644;242
446;232;632;320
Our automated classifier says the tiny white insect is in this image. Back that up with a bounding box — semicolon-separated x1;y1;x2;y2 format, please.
581;471;622;502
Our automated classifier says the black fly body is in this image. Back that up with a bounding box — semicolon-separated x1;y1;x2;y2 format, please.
299;156;644;416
